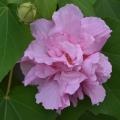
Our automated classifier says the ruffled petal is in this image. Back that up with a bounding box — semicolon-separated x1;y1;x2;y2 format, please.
82;80;106;104
70;87;84;107
20;57;35;75
36;80;61;110
79;33;96;55
36;80;70;110
23;64;56;86
80;17;112;54
97;53;112;83
82;52;112;83
60;41;83;66
52;4;83;37
24;40;53;65
76;87;84;100
82;52;100;79
46;33;83;67
60;71;86;95
30;19;54;39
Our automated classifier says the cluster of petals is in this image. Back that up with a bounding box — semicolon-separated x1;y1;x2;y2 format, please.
20;4;112;110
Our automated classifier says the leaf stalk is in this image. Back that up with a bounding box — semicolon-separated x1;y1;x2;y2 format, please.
4;68;13;100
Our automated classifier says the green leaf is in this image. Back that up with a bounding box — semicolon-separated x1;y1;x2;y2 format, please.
7;0;57;19
88;0;96;5
0;86;57;120
94;0;120;20
7;0;20;3
56;99;91;120
0;1;32;81
34;0;57;19
58;0;95;16
90;18;120;120
79;111;117;120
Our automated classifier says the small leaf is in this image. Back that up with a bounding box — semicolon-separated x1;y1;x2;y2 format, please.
0;86;57;120
58;0;95;16
0;1;32;81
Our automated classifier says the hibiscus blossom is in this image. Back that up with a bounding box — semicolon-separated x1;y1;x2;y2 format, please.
20;4;112;110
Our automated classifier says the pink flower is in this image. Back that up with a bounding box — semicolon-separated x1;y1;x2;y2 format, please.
20;4;112;110
70;53;112;106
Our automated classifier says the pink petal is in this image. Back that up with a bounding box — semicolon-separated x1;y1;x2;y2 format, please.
82;80;106;104
51;4;83;37
77;87;84;100
60;71;86;95
80;17;112;54
82;53;100;77
97;53;112;83
70;87;84;107
36;80;70;110
82;52;112;83
24;64;56;86
79;33;96;55
60;41;83;66
20;57;35;75
46;33;83;67
24;40;53;65
30;19;54;39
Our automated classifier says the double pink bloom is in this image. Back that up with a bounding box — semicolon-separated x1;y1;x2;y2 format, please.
20;4;112;110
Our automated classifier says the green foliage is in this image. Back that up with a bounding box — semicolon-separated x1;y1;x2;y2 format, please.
0;86;57;120
94;0;120;20
0;0;120;120
57;99;91;120
8;0;57;19
58;0;95;16
0;0;57;81
0;1;32;81
88;0;96;5
79;111;117;120
34;0;57;19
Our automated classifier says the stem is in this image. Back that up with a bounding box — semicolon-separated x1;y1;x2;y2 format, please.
5;69;13;99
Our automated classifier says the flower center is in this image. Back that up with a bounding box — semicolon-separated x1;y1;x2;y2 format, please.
65;53;73;65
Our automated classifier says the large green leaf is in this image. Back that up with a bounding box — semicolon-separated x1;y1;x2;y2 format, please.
94;0;120;20
58;0;95;16
90;18;120;120
0;1;32;81
8;0;57;19
0;86;57;120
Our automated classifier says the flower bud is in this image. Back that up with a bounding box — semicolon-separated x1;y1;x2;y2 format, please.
18;2;36;23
